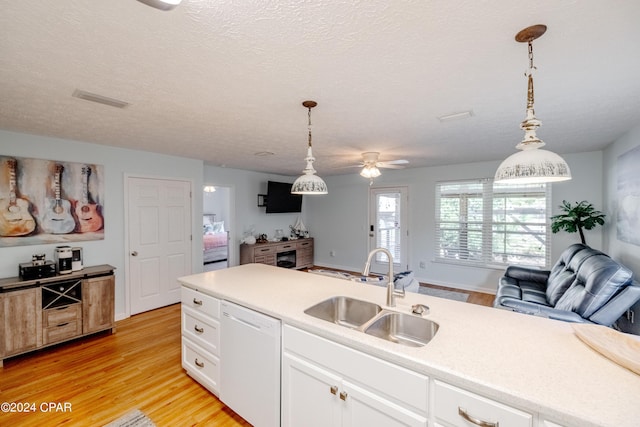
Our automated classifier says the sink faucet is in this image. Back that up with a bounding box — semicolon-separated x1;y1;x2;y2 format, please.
362;248;405;307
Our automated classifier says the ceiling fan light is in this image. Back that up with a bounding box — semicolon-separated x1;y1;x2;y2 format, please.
494;148;571;184
203;185;216;192
360;165;381;178
136;0;182;11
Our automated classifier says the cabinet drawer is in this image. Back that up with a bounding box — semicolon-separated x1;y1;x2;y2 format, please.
254;245;276;255
181;287;220;319
182;305;220;356
255;255;276;265
43;321;82;345
284;325;428;414
434;380;532;427
296;240;312;249
43;304;81;327
276;243;296;252
182;337;220;396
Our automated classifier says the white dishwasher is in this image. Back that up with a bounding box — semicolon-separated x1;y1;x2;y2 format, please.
220;300;281;427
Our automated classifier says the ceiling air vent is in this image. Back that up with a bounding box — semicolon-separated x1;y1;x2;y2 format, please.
72;89;130;109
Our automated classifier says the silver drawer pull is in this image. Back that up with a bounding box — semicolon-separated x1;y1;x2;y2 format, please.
458;407;498;427
330;386;338;395
195;358;205;368
193;298;203;306
339;391;348;401
194;325;204;333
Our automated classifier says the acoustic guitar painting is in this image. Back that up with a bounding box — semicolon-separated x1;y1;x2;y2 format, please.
42;164;76;234
0;159;36;237
74;166;103;233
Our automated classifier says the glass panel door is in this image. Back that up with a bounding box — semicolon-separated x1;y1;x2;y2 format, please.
368;187;408;274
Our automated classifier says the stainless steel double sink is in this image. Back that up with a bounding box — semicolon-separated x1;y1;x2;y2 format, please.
304;296;439;347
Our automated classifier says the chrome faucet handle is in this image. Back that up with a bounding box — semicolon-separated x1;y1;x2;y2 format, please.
411;304;429;316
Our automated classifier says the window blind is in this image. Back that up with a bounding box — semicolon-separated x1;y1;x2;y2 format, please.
435;179;551;268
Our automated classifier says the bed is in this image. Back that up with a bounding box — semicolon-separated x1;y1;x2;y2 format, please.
203;217;228;263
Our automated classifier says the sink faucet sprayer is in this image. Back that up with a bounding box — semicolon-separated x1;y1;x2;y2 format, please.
362;248;405;307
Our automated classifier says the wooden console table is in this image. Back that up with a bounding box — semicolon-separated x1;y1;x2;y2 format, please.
0;264;116;367
240;238;313;270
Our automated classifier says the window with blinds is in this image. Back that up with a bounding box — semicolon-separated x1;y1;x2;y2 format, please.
435;179;551;268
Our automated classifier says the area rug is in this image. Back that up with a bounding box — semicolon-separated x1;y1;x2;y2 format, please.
418;286;469;302
104;409;156;427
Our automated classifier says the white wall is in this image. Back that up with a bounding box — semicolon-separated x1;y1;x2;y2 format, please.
0;130;204;320
603;123;640;334
202;166;309;265
203;186;230;224
307;151;604;294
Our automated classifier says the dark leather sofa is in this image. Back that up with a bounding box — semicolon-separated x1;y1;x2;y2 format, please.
494;243;640;326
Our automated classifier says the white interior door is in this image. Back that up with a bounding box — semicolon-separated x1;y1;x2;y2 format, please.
128;176;192;315
368;187;409;274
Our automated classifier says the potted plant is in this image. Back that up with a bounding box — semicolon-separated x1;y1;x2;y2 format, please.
550;200;606;245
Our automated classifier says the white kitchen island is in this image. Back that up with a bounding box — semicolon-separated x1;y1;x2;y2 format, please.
178;263;640;427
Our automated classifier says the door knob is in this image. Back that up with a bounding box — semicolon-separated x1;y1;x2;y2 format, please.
131;251;138;256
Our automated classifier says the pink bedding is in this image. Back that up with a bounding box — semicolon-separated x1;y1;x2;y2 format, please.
204;232;227;250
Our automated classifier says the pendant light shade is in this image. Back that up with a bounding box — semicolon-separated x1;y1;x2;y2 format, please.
495;147;571;183
494;25;571;184
291;101;328;195
136;0;182;11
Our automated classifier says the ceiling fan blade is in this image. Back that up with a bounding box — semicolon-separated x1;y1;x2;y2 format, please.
381;159;409;165
378;164;406;169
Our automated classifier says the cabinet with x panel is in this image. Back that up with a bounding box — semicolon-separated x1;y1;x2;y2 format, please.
0;264;115;367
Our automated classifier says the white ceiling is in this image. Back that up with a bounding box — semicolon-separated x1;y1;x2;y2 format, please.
2;0;640;176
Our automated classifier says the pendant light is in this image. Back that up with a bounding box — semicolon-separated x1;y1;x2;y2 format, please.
291;100;328;195
495;25;571;184
136;0;182;10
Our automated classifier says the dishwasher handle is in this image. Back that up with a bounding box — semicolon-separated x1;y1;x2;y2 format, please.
222;311;262;331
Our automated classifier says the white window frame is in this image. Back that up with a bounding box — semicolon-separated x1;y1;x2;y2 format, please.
434;178;552;269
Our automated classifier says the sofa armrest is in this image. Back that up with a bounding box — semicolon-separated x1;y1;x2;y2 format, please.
588;282;640;326
504;266;551;284
497;298;589;323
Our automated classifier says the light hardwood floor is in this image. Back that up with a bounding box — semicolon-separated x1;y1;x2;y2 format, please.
1;303;250;427
1;281;493;427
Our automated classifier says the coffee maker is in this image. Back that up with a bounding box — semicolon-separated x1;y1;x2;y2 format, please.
54;246;73;275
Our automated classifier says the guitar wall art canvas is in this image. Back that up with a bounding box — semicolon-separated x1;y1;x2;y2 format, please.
0;156;104;247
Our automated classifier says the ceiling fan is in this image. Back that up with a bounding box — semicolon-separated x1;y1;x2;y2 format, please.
350;152;409;182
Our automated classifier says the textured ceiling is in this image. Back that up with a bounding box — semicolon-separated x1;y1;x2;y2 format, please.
1;0;640;176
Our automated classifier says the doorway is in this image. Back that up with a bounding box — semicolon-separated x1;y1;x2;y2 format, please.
126;176;192;315
368;186;409;274
203;185;231;272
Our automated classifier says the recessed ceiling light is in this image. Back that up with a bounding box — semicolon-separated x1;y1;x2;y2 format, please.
254;151;275;156
72;89;129;109
437;110;474;122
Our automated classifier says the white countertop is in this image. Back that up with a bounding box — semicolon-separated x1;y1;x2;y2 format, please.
179;264;640;427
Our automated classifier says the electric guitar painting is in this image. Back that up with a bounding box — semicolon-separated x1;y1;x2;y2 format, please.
0;159;36;236
74;166;103;233
42;164;76;234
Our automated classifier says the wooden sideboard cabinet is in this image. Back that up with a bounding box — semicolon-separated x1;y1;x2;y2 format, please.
240;238;314;270
0;264;115;367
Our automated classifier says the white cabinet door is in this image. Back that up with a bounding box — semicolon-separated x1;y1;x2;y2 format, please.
282;352;341;427
342;380;427;427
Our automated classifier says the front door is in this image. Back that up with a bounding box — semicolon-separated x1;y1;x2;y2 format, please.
368;186;409;275
127;176;192;315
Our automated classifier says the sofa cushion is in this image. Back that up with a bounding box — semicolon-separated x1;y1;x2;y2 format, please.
545;243;589;305
554;253;633;318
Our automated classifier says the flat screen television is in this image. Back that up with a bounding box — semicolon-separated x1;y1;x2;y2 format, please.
266;181;303;213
